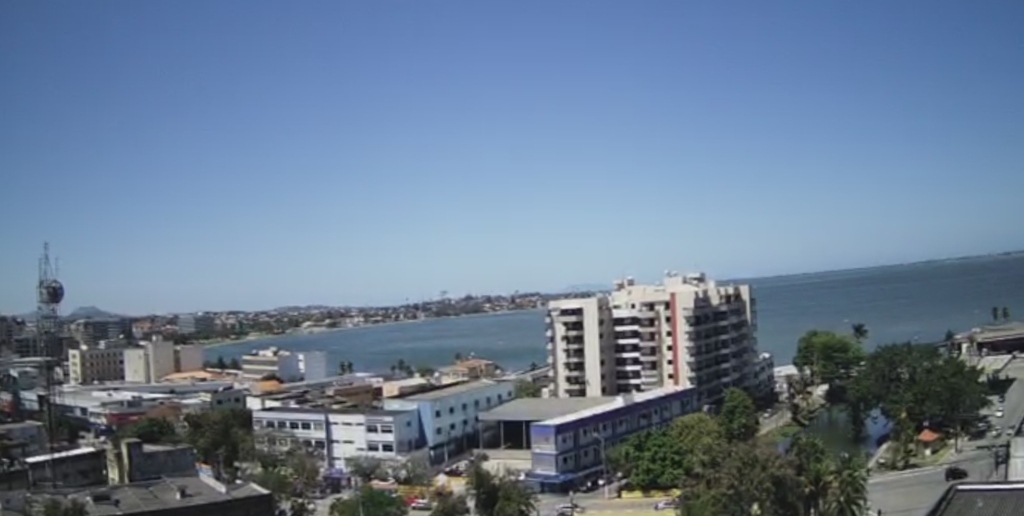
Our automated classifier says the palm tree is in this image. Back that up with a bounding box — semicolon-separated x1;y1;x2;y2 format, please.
992;306;1000;323
825;453;868;516
454;352;464;362
466;460;536;516
1003;307;1011;321
850;323;868;343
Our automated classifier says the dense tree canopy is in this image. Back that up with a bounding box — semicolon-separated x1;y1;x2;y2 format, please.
719;388;759;442
183;408;253;479
118;417;179;444
609;411;867;516
330;487;407;516
466;459;536;516
847;342;989;466
793;330;866;386
513;381;542;398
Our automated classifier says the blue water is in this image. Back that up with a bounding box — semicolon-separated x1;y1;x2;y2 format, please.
207;254;1024;377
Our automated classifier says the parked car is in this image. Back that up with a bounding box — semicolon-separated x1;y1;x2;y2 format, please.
945;466;969;482
409;499;433;511
996;409;1005;418
555;503;585;514
654;500;679;511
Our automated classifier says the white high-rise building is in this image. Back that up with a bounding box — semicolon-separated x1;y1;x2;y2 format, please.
546;272;759;408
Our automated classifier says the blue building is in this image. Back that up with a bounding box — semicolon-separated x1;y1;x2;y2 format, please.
525;386;698;492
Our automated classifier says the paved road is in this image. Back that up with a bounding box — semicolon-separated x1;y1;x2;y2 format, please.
867;451;995;516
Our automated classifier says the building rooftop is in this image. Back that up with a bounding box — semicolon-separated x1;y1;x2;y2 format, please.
926;482;1024;516
401;380;500;401
9;476;270;516
542;386;693;426
959;322;1024;343
478;397;613;422
258;406;409;417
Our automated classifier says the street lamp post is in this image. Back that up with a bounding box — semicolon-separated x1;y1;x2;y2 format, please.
595;433;609;500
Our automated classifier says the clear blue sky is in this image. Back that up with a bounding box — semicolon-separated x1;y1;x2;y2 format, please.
2;1;1023;314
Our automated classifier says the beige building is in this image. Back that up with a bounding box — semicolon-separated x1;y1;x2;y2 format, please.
124;340;206;383
547;272;759;408
68;340;131;385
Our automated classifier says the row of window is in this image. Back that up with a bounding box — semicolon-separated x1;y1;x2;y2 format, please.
365;442;396;453
431;391;513;418
256;419;326;431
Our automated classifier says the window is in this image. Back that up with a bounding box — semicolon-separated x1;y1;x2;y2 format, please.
313;423;324;431
300;422;311;430
276;421;287;429
435;410;441;418
449;423;455;431
436;428;442;436
381;443;394;452
449;407;455;415
380;425;394;434
461;403;467;411
342;440;354;444
367;443;380;451
366;424;379;433
289;422;300;430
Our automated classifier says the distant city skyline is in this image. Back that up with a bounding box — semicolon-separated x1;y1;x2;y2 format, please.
2;1;1023;314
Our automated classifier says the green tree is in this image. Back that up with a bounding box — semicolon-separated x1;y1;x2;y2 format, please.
183;408;253;480
825;452;869;516
992;306;1000;322
466;461;536;516
513;380;542;398
346;456;386;484
793;330;865;387
330;487;407;516
1003;306;1011;321
228;357;241;370
430;492;471;516
850;323;868;343
119;417;179;444
215;356;228;369
610;413;724;490
34;497;89;516
719;388;758;442
416;366;436;378
944;329;956;342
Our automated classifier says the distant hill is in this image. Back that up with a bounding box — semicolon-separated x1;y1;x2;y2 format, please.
19;306;125;322
65;306;124;320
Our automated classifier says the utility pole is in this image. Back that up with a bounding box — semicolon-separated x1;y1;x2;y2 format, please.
596;433;609;499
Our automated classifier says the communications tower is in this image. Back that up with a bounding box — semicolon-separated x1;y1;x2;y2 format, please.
35;242;65;482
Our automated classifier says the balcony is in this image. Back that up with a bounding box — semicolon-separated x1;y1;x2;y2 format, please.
615;363;643;372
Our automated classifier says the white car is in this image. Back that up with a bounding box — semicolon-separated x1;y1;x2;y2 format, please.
996;409;1005;418
654;500;679;511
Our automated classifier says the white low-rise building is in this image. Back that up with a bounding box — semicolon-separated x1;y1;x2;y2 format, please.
123;340;208;383
383;379;517;464
242;347;302;382
252;407;421;469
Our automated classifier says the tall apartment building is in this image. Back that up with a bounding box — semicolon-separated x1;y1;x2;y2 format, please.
69;318;133;348
547;272;759;408
124;340;206;383
178;313;217;336
68;340;131;385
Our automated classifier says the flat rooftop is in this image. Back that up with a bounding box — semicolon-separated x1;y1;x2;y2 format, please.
478;397;613;422
401;380;499;401
257;406;409;417
13;476;270;515
960;322;1024;343
926;482;1024;516
542;386;692;426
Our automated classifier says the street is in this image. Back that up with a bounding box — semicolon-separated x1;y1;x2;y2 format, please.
865;356;1024;516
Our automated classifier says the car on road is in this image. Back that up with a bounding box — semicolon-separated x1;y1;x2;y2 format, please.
409;499;433;511
996;408;1005;418
555;503;585;515
945;466;969;482
654;500;679;511
1007;428;1016;437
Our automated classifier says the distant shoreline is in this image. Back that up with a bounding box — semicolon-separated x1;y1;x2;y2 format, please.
202;308;537;350
730;249;1024;285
